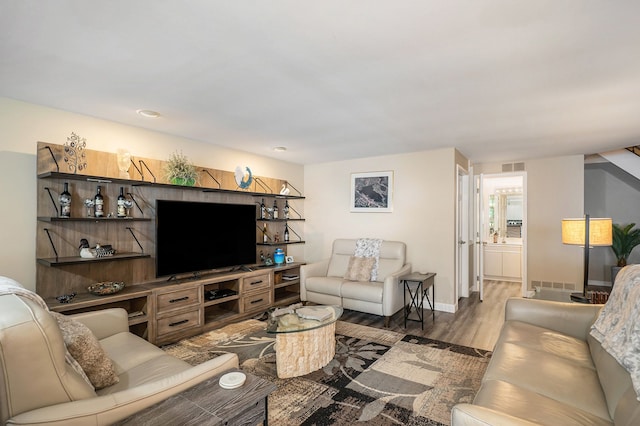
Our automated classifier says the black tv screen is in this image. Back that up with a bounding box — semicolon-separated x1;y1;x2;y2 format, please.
156;200;257;277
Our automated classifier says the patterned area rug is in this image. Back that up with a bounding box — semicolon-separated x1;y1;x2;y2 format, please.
162;320;491;425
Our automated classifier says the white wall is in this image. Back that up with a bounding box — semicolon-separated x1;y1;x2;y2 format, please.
474;155;585;292
304;148;463;312
0;97;304;290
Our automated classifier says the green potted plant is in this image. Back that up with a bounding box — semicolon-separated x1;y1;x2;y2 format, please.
164;151;198;186
610;223;640;283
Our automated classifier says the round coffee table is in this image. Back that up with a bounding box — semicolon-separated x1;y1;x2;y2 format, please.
266;305;343;378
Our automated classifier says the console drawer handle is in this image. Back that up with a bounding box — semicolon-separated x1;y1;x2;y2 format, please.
169;296;189;303
250;280;263;285
169;319;189;327
250;298;264;304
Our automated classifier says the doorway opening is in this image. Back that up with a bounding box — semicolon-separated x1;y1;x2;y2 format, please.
474;172;528;301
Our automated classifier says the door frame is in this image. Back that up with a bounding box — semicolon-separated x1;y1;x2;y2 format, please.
473;171;528;300
456;165;470;304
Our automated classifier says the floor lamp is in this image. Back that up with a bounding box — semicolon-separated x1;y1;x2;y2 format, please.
561;215;612;303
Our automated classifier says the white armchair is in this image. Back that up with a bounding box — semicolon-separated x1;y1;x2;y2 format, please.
300;239;411;327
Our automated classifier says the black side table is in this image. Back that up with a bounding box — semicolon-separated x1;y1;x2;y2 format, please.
400;272;436;329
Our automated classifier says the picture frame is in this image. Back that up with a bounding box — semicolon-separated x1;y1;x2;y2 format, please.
350;171;393;213
285;255;294;264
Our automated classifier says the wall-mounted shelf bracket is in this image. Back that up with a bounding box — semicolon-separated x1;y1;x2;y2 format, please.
253;177;272;194
287;224;303;241
43;228;59;262
284;181;303;197
43;187;60;217
126;192;144;216
202;169;221;188
288;204;303;220
130;159;144;180
40;145;60;172
126;227;145;253
138;160;156;183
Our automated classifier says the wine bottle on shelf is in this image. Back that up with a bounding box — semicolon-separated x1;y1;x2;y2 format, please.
94;185;104;218
272;199;278;219
117;187;126;218
262;223;268;243
283;200;290;219
284;223;290;242
59;182;71;218
259;198;266;219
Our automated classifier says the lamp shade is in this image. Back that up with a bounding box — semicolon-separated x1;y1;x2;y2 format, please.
562;217;612;246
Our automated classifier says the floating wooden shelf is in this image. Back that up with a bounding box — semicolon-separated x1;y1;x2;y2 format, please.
37;252;150;267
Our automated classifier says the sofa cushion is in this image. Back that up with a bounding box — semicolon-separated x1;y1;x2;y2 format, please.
344;256;376;281
51;311;119;390
374;241;405;281
341;280;383;303
497;320;594;369
327;253;352;278
485;339;610;421
474;380;612;426
304;276;344;297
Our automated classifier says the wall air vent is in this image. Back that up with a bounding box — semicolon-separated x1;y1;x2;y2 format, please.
502;162;525;172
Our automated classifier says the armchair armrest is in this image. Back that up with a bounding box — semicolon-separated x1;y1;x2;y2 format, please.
70;308;129;340
7;353;239;426
504;298;602;340
452;403;540;426
300;259;330;300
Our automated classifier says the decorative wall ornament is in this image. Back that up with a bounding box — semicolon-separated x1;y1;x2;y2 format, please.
234;165;253;189
350;171;394;213
64;132;87;174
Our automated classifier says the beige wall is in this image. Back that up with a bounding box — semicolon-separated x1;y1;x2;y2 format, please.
474;155;585;292
1;97;586;304
304;148;464;312
0;97;304;290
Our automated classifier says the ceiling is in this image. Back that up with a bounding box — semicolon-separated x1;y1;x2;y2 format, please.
2;1;640;165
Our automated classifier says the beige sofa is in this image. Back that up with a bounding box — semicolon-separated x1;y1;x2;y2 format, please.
0;285;238;425
452;297;640;425
300;239;411;326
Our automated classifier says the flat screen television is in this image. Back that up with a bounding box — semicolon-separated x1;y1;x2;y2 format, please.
156;200;257;278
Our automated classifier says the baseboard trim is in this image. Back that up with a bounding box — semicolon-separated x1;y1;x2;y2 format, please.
434;301;455;313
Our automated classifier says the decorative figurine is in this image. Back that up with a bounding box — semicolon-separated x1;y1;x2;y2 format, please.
79;238;96;258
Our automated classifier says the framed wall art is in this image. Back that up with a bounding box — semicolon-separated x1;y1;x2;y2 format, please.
350;171;393;212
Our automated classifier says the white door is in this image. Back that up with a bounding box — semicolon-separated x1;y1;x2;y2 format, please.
456;166;470;300
477;174;485;301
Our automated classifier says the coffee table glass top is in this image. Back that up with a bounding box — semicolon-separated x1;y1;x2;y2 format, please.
266;305;343;334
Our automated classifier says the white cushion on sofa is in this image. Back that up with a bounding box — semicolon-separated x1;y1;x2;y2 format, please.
341;281;383;303
304;276;344;296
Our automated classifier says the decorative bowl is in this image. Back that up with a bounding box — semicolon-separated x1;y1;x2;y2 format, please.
87;281;125;296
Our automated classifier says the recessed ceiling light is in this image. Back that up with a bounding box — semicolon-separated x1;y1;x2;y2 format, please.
273;146;287;152
136;109;161;118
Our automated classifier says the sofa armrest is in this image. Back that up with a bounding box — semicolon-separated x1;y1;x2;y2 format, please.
504;298;602;340
70;308;130;340
382;263;412;315
383;263;412;288
300;259;330;300
6;353;239;426
452;403;540;426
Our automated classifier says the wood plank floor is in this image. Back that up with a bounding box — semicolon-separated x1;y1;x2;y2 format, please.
339;280;521;351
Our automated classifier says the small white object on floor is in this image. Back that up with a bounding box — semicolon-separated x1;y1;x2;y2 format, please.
219;371;246;390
